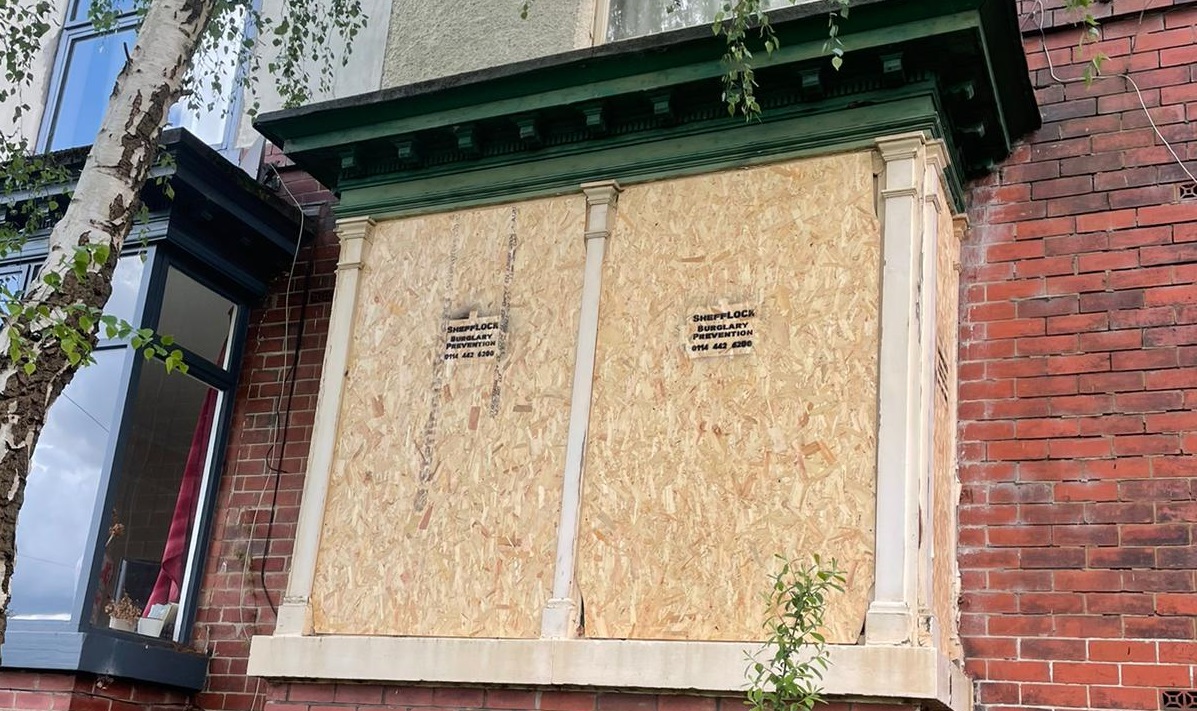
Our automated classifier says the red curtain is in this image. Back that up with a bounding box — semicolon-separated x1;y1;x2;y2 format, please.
145;387;218;610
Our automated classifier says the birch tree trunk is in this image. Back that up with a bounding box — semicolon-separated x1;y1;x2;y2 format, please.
0;0;217;652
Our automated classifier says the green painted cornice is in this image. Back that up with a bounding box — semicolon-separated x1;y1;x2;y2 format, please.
256;0;1038;217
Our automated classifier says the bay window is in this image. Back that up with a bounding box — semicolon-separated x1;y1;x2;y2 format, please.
1;130;308;690
2;245;244;683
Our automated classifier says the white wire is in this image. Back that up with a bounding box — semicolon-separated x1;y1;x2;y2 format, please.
1030;0;1197;185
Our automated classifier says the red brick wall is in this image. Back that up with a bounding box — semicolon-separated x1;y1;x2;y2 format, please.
960;4;1197;710
0;671;190;711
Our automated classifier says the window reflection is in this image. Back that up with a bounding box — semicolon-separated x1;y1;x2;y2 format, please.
95;365;220;638
607;0;789;41
104;255;146;327
166;4;246;146
70;0;136;23
9;351;123;622
157;268;235;366
0;267;24;314
47;28;138;151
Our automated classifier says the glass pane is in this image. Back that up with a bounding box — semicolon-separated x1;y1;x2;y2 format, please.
166;5;245;146
0;266;25;314
103;254;147;327
608;0;787;41
47;27;138;151
70;0;136;23
9;351;124;622
94;366;221;637
156;267;235;366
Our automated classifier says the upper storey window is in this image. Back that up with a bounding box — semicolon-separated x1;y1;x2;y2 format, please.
605;0;801;41
40;0;243;152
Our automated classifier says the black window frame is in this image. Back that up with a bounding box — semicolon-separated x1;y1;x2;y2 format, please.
1;237;248;689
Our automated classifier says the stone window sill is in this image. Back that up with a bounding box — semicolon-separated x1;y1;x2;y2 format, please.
248;636;968;711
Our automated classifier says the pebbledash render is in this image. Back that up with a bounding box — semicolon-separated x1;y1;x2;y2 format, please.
3;1;1197;711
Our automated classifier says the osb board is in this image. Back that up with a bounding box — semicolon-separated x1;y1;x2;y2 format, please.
932;201;963;660
310;196;585;637
576;153;880;643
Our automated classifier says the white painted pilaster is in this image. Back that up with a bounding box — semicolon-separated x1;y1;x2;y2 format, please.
542;181;621;639
916;141;949;646
274;216;375;636
866;133;928;646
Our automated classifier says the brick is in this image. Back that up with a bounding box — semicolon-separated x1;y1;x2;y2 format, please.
433;688;486;708
1053;661;1120;684
1047;312;1108;334
1123;570;1195;592
1110;226;1172;249
1050;393;1113;416
1055;524;1118;546
988;318;1046;338
988;439;1050;460
1109;305;1175;327
1086;591;1154;614
1047;436;1111;458
597;694;658;711
1145;325;1197;346
1086;209;1150;237
1087;546;1156;568
1031;175;1093;199
975;682;1018;706
287;686;336;703
1017;375;1078;397
1016;333;1077;355
1119;480;1192;503
541;693;597;711
1019;636;1086;660
1087;686;1162;710
1125;615;1196;639
1115;390;1184;412
1158;547;1197;569
333;685;384;704
1076;250;1139;272
1047;192;1110;217
1079;289;1144;312
484;691;539;710
1090;501;1156;524
1110;184;1177;209
1015;295;1078;318
1021;547;1086;568
1046;352;1110;374
1159;641;1197;662
656;697;715;711
986;659;1051;682
1046;272;1107;294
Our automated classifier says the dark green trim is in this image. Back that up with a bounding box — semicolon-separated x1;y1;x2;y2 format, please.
256;0;1039;218
338;90;946;219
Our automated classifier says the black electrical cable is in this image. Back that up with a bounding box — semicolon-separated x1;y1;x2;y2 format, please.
259;255;314;615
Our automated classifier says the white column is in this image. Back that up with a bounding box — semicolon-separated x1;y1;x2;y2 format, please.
916;141;949;645
866;133;929;646
542;180;621;639
274;216;375;636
